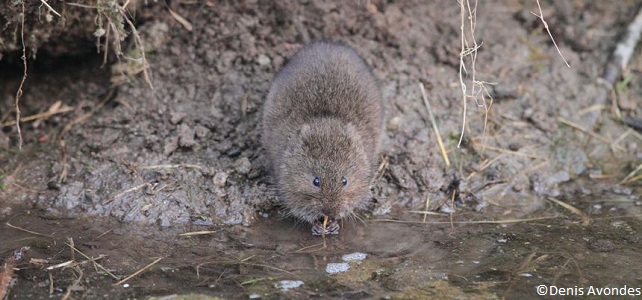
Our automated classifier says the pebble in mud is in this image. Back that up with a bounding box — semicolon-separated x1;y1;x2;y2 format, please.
326;262;351;274
275;280;304;291
588;239;615;252
234;157;252;175
213;171;229;188
178;123;197;148
342;252;367;262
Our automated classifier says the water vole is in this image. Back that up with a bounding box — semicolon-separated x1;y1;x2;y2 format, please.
261;42;384;233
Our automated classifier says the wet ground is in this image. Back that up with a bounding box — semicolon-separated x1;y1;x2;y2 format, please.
1;195;641;299
1;0;642;298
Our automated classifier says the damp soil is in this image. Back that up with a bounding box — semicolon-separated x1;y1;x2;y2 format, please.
1;0;642;299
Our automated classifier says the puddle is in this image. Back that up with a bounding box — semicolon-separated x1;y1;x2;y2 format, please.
2;194;641;298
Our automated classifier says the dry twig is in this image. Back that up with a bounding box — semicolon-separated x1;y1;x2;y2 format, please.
457;0;494;148
532;0;570;67
14;1;27;149
39;0;61;17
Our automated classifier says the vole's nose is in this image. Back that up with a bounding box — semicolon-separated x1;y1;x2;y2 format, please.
322;202;343;219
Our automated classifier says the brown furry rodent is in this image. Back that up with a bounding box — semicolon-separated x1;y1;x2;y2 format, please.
261;42;384;231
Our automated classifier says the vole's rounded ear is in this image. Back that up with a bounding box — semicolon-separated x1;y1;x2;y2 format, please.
287;124;311;150
343;123;362;144
299;124;312;137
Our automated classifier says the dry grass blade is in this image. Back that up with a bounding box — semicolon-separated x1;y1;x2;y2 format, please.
408;210;451;217
45;260;74;270
558;118;613;144
476;144;545;160
6;221;53;237
120;8;154;89
620;162;642;184
372;216;557;225
419;82;450;167
168;8;193;31
422;195;431;223
322;215;328;247
546;197;590;226
141;164;204;170
375;154;389;180
94;229;113;240
179;230;218;236
513;252;538;275
2;102;74;127
294;243;326;253
114;257;163;286
103;181;154;205
237;262;297;277
65;243;119;280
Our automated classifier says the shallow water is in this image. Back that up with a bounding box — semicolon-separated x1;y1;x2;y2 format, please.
2;193;641;299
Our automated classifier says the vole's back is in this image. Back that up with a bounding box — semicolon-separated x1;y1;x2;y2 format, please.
262;42;383;171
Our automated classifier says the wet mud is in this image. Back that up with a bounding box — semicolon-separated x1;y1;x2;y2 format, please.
1;0;641;298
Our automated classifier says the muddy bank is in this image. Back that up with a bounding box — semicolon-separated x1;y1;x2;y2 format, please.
1;0;641;298
1;0;639;227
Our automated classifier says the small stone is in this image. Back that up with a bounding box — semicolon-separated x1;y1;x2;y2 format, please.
326;263;350;274
612;186;632;195
387;116;401;132
194;125;210;139
227;148;241;157
610;221;626;229
213;171;229;188
275;280;304;291
588;239;615;252
257;54;271;66
169;112;187;125
234;157;252;175
178;124;197;148
164;136;179;156
342;252;367;262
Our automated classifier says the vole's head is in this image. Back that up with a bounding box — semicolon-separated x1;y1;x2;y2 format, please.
278;120;372;225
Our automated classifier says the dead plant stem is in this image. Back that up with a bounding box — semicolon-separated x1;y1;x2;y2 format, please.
15;1;27;150
533;0;570;67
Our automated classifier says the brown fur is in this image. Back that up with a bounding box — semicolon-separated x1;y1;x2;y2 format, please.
261;42;384;224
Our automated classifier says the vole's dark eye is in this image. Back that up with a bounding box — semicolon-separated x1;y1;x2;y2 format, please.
313;176;320;187
341;176;348;186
